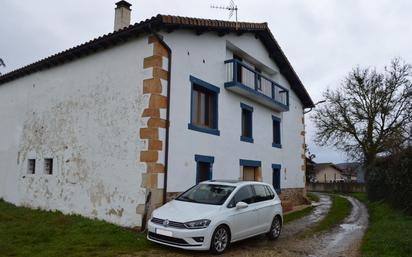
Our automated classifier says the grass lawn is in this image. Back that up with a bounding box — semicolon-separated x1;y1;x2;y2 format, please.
283;206;314;224
0;199;155;257
301;194;352;238
307;192;320;202
351;193;412;257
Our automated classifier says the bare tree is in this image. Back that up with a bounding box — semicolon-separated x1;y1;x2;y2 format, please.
305;144;316;183
312;58;412;168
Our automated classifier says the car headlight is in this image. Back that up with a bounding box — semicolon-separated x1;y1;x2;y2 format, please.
184;219;211;229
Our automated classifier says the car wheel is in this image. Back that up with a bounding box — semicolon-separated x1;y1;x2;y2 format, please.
267;216;282;240
210;225;230;254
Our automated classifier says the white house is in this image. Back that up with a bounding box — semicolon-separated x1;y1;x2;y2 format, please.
314;163;345;183
0;1;314;228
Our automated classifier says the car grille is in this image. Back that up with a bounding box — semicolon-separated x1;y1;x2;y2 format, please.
148;232;190;246
151;217;186;229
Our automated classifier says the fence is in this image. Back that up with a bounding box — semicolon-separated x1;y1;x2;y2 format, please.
307;182;366;193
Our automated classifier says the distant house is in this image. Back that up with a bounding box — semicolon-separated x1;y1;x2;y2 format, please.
314;163;345;183
336;162;364;183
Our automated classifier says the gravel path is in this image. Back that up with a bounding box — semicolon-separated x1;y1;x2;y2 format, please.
134;193;368;257
305;195;368;257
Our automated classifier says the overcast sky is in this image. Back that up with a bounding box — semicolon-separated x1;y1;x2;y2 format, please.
1;0;411;164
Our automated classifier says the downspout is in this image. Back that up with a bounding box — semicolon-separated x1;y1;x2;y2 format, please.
149;27;172;205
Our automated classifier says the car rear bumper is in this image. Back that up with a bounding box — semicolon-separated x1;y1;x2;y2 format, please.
147;220;213;250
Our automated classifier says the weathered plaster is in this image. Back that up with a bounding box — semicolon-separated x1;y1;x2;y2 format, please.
0;37;152;227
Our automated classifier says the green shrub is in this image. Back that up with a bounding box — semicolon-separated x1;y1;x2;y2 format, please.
367;147;412;215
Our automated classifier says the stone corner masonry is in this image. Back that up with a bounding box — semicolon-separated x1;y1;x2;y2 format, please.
136;35;170;225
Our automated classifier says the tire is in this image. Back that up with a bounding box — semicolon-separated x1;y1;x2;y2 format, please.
267;216;282;240
210;225;230;254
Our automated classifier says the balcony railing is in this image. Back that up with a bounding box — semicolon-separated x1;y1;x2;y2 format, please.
224;59;289;111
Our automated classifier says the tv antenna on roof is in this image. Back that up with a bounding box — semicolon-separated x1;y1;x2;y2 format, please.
211;0;239;28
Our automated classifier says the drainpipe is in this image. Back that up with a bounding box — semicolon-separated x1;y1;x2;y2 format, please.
149;27;172;205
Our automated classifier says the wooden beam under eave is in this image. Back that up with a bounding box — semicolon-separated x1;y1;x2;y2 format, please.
217;30;229;37
195;29;205;36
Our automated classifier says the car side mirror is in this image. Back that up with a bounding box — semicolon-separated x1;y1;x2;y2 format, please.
236;201;248;209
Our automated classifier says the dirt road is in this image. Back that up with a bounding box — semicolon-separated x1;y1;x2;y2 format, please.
137;193;368;257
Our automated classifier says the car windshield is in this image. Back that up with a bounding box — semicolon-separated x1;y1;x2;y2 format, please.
176;184;235;205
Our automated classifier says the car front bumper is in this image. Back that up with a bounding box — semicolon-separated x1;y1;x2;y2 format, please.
147;219;214;250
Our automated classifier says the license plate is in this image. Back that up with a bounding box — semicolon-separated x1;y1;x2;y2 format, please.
156;228;173;237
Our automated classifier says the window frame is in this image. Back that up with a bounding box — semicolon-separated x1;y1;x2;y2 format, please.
188;76;220;136
254;67;262;91
240;103;254;143
272;115;282;148
227;185;255;208
195;154;214;184
44;158;53;175
233;54;243;84
272;164;281;194
252;184;271;203
27;159;36;174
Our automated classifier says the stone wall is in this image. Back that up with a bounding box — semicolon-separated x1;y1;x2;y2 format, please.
137;35;170;224
307;183;366;193
280;188;308;204
167;187;308;212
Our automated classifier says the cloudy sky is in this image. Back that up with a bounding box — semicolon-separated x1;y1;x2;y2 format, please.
1;0;411;164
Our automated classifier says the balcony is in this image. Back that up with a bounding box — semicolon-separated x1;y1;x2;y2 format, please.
224;59;289;112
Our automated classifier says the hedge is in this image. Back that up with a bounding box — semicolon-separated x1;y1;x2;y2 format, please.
367;147;412;215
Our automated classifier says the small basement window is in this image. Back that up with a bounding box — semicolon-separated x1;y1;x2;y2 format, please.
44;158;53;175
27;159;36;174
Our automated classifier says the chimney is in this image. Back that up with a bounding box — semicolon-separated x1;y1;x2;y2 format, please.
114;1;132;31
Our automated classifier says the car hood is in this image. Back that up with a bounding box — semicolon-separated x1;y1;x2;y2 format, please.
152;199;221;222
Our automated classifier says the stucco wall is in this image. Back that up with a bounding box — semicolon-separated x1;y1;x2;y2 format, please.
0;38;152;227
163;30;306;193
0;29;309;226
315;166;344;183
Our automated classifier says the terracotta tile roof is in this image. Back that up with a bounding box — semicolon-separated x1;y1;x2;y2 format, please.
160;15;267;30
0;14;314;107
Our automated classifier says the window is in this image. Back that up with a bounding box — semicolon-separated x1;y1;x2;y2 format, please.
195;155;214;184
176;184;235;205
27;159;36;174
240;103;253;143
228;185;254;208
255;68;262;91
44;158;53;175
265;186;275;199
233;54;243;83
253;185;270;202
272;116;281;148
272;164;281;194
188;76;220;136
240;159;261;181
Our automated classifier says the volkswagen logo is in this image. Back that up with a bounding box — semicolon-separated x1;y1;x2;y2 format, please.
163;219;169;227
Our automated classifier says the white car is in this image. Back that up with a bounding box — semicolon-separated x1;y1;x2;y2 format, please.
147;180;283;254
